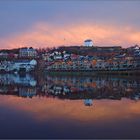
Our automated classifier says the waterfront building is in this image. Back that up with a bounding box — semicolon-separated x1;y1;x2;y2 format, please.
0;59;37;72
13;59;37;72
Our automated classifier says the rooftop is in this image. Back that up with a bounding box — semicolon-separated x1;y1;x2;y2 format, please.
84;39;93;42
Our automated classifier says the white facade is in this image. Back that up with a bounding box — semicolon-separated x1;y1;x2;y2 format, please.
84;39;93;47
13;60;37;72
19;47;37;58
0;60;37;72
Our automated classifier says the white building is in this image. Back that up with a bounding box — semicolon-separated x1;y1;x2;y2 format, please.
84;39;93;47
0;59;37;72
13;59;37;72
19;47;37;58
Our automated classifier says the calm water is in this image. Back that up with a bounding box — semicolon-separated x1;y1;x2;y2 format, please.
0;73;140;138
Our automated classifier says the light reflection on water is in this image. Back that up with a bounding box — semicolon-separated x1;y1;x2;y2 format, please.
0;73;140;138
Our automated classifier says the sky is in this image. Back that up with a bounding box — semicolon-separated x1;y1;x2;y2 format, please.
0;0;140;49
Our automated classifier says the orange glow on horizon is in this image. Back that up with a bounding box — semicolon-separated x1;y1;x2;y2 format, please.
0;95;140;123
0;22;140;49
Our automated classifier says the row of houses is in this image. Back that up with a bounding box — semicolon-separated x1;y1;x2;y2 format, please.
0;47;38;60
45;45;140;71
46;56;140;71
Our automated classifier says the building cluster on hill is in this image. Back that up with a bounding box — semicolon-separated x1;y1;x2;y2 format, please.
0;47;38;73
44;41;140;71
0;40;140;72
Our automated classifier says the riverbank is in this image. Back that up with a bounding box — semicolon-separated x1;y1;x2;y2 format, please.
45;69;140;76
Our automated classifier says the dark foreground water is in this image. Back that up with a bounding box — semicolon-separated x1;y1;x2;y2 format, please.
0;73;140;138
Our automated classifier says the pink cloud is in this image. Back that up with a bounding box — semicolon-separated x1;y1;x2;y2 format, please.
0;22;140;49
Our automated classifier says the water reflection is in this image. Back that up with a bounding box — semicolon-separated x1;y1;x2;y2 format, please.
0;74;140;103
46;76;140;102
0;74;140;138
0;74;37;98
0;73;37;86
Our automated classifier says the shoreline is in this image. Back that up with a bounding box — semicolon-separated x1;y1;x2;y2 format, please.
45;69;140;76
0;69;140;77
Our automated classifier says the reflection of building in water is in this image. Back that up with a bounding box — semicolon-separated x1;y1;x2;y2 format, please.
19;87;37;98
48;85;71;96
0;85;18;96
45;75;140;101
130;93;140;101
0;74;37;87
84;99;93;106
0;73;140;102
0;74;37;98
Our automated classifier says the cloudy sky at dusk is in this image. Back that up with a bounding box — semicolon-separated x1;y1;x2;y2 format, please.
0;0;140;49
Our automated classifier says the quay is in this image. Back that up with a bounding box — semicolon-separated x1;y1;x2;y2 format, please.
46;69;140;76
